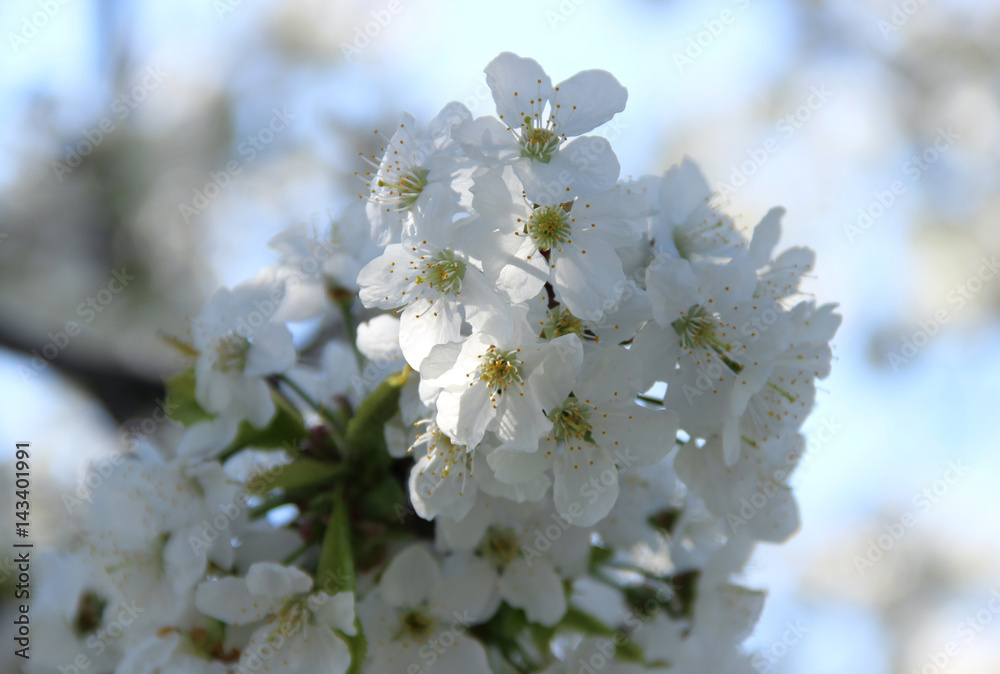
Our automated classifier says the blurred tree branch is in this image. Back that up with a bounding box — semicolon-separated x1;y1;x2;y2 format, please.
0;323;164;424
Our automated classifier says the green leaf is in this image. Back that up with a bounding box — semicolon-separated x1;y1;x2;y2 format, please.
316;492;355;594
342;368;410;475
345;376;404;454
360;475;406;522
557;607;615;637
164;368;212;426
588;544;614;571
528;621;557;657
557;606;647;664
614;637;645;663
247;459;346;496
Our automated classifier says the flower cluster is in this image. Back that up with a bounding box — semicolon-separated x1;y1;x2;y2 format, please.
30;53;839;674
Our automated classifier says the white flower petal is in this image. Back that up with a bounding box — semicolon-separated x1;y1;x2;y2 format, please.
498;558;566;627
293;624;352;674
312;591;356;635
748;206;785;268
245;323;296;376
551;244;626;322
246;562;313;598
195;577;281;626
429;554;496;623
399;298;463;368
485;52;553;128
552;69;627;137
378;545;440;607
357;245;418;309
553;449;619;527
515;136;621;203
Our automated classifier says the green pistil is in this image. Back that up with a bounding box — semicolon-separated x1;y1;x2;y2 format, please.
478;526;522;569
415;249;465;294
543;307;584;340
378;167;429;209
527;206;571;251
672;218;725;259
671;304;743;374
549;395;595;445
519;117;560;163
397;605;437;641
215;334;250;372
478;347;523;393
268;597;311;643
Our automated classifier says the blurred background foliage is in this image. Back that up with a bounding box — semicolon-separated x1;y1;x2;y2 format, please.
1;0;999;672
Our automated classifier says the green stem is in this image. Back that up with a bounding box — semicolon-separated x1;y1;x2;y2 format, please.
636;393;663;406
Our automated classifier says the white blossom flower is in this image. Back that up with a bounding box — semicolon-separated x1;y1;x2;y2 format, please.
81;449;243;633
191;281;295;423
456;52;627;203
178;278;296;458
407;421;480;522
746;206;816;300
357;545;493;673
597;455;681;550
675;434;805;542
470;164;647;321
115;631;231;674
740;300;840;442
649;158;746;260
358;182;515;368
267;202;381;322
195;563;355;674
421;316;583;452
524;282;653;347
640;253;792;464
365;103;473;246
437;497;591;627
539;346;679;527
36;51;845;674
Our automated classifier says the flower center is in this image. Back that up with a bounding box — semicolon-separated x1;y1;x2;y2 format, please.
412;426;468;479
527;206;571;251
398;605;437;641
519;117;560;163
671;304;743;373
415;249;466;295
671;216;729;259
377;166;429;210
478;526;522;569
214;334;250;372
543;306;584;340
477;346;523;393
73;591;107;637
549;396;595;444
267;596;312;642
